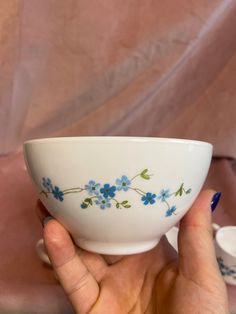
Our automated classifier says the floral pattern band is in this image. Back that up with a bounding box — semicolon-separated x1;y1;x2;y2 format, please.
40;169;192;217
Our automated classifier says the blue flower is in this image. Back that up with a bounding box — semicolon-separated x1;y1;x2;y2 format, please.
221;270;227;276
116;175;131;191
52;186;64;202
42;177;53;192
95;196;111;210
157;189;171;202
81;202;88;209
141;193;156;205
100;184;116;198
165;206;177;217
229;269;236;275
85;180;101;195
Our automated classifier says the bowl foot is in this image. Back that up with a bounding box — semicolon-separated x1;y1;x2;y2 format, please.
74;238;160;255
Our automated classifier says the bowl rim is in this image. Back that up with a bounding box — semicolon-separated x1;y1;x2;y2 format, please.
24;136;212;147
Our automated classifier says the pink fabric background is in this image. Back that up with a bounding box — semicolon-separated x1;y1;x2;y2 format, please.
0;0;236;313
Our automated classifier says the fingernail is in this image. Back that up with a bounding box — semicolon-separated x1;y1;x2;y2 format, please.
211;192;221;211
43;216;54;226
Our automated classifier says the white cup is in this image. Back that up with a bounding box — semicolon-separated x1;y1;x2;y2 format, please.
213;223;236;285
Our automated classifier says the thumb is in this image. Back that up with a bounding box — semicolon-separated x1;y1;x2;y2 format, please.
178;189;221;282
43;219;100;314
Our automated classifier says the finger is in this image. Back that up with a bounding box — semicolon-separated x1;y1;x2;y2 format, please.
78;249;108;281
102;255;124;265
178;189;221;281
44;219;100;314
37;200;108;278
35;200;51;225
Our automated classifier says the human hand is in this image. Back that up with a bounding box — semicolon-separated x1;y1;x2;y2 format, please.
37;190;229;314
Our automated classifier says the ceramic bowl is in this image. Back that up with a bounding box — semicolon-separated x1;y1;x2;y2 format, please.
24;137;212;255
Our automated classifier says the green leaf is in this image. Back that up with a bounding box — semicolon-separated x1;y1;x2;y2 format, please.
84;198;93;205
186;188;192;194
121;200;128;205
175;183;184;197
124;204;131;208
140;169;150;180
116;203;120;209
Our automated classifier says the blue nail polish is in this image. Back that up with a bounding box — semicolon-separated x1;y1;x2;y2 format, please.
211;192;221;211
43;216;54;226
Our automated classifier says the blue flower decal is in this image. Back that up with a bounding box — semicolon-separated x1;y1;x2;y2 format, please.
100;184;116;198
157;189;171;202
116;175;131;191
95;196;112;210
141;193;156;205
85;180;101;195
52;186;64;202
165;206;177;217
42;177;53;192
40;171;192;215
81;202;88;209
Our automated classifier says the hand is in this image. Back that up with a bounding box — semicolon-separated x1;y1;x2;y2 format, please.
37;190;229;314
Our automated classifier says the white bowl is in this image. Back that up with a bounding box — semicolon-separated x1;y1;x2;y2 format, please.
24;137;212;255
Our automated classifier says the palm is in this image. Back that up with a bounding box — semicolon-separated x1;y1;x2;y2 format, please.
58;240;226;314
80;237;176;314
154;260;228;314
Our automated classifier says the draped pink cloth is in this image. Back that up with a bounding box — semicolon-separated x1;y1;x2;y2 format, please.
0;0;236;313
